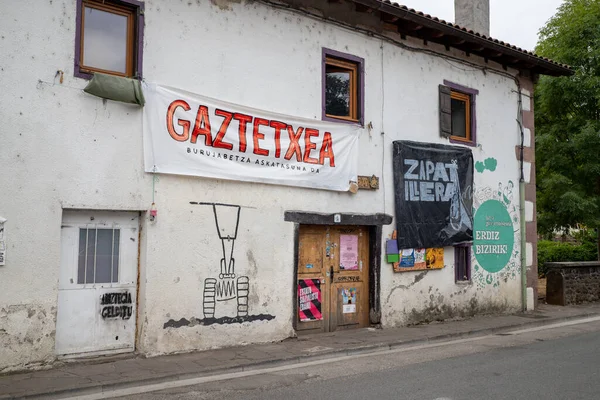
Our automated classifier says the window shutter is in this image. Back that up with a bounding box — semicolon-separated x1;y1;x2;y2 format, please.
439;85;452;138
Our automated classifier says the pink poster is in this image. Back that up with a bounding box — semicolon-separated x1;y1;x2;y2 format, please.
340;234;359;270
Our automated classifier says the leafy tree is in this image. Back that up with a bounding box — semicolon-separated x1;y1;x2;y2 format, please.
534;0;600;243
325;74;350;116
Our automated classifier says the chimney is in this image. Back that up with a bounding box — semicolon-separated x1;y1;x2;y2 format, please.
454;0;490;36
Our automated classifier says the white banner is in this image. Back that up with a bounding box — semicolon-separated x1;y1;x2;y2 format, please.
142;83;360;191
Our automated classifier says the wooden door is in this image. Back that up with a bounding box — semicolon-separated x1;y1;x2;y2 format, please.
296;225;369;333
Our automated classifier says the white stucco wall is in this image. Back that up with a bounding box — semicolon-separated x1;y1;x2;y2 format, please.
0;0;525;371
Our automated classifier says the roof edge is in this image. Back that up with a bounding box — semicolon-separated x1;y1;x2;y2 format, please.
351;0;573;77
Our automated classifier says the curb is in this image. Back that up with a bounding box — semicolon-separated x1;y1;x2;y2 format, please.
7;310;600;400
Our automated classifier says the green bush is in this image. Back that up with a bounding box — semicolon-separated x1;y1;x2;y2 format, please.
537;235;598;277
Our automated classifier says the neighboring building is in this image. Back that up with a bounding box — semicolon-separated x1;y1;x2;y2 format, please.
0;0;571;372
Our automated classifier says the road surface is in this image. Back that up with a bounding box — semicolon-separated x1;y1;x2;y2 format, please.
66;317;600;400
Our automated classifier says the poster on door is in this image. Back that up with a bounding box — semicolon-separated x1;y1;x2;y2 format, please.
339;234;358;270
298;279;322;322
342;288;357;314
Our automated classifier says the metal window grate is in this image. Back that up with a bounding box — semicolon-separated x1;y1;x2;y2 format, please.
77;227;120;284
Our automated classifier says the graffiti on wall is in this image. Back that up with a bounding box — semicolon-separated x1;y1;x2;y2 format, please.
474;157;498;173
472;180;520;288
164;202;275;328
100;292;133;320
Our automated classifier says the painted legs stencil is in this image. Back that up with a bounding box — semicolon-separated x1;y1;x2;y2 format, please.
164;202;274;328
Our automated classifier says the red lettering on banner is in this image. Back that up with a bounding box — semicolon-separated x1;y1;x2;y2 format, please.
233;113;252;153
166;100;191;142
252;118;270;156
270;120;286;159
165;102;340;169
191;106;213;146
213;109;234;150
303;128;319;164
319;132;335;167
284;126;304;162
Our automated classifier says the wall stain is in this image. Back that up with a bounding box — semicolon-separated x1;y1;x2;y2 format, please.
385;271;428;304
210;0;241;11
406;297;511;325
246;249;258;279
164;314;275;328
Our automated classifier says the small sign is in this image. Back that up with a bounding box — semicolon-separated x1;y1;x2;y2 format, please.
343;304;356;313
414;248;426;269
306;263;314;269
357;175;380;190
399;248;415;267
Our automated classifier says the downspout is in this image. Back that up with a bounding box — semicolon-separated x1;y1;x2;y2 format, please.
516;80;528;312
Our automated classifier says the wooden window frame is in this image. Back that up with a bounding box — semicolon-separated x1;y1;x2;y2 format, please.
74;0;145;80
322;48;364;126
450;90;472;142
325;57;359;122
440;80;479;147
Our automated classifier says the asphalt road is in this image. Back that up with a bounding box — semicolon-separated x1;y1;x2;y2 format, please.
112;320;600;400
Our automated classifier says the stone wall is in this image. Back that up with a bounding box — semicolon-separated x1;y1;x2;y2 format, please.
546;262;600;306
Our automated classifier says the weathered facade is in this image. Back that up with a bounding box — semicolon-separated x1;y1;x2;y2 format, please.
0;0;570;372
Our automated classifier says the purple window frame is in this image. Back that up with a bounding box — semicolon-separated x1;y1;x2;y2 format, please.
454;244;472;282
322;48;365;126
74;0;145;80
443;80;478;147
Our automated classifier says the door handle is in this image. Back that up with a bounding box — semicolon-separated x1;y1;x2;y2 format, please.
330;266;334;284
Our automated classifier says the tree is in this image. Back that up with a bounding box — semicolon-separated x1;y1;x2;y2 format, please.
534;0;600;243
325;74;350;116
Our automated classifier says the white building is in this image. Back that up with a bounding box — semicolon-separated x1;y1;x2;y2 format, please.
0;0;571;372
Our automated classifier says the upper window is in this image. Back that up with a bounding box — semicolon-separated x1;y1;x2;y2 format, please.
75;0;144;79
322;49;364;125
450;91;470;140
439;81;478;146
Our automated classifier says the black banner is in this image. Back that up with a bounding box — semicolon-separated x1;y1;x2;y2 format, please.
393;140;473;249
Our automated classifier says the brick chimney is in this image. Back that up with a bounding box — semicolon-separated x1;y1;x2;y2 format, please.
455;0;490;36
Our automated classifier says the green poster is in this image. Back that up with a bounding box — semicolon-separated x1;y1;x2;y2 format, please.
473;200;514;273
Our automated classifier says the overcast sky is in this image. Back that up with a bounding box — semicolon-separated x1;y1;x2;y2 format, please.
401;0;564;51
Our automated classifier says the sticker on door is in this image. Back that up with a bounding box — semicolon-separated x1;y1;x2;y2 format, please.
342;288;357;314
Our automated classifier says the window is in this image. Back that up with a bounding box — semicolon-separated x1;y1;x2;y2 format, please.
439;81;478;146
78;227;120;284
75;0;144;79
450;91;470;140
454;245;471;282
323;49;364;124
